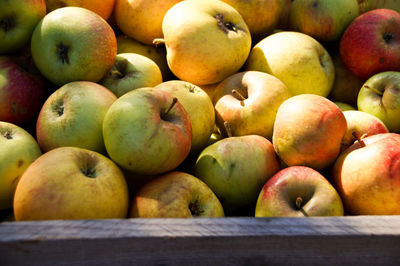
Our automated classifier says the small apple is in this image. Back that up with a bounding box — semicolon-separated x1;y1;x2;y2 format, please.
103;87;192;176
334;102;356;111
0;56;46;126
245;31;335;97
45;0;116;20
36;81;117;154
255;166;344;217
213;71;291;140
0;0;46;54
13;146;130;221
30;7;117;86
340;9;400;80
155;80;215;155
130;171;224;218
333;133;400;215
358;0;400;13
100;53;163;98
357;71;400;132
158;0;252;86
0;122;42;210
273;94;347;170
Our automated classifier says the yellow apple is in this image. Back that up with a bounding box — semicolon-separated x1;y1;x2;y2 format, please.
45;0;115;20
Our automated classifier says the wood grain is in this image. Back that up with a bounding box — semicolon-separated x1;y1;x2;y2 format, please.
1;216;400;265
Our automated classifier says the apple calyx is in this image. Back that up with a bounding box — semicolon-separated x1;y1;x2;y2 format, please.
383;32;395;44
56;42;70;64
352;131;367;147
232;89;246;106
80;167;97;178
53;101;64;117
214;14;239;34
223;121;233;138
363;85;383;96
0;15;16;32
161;97;178;119
1;129;13;140
189;197;204;217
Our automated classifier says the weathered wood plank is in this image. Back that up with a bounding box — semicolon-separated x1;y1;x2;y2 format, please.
0;216;400;265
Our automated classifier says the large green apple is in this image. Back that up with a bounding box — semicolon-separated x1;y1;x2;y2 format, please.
159;0;252;86
36;81;117;154
245;31;335;97
30;7;117;86
255;166;344;217
357;71;400;132
273;94;347;170
103;87;192;176
0;0;46;54
13;146;130;221
131;171;224;218
0;122;42;210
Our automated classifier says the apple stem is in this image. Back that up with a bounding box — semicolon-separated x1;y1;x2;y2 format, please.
295;197;303;209
224;121;233;138
364;85;383;96
109;70;124;79
232;89;246;106
161;97;178;119
352;132;366;147
153;38;166;47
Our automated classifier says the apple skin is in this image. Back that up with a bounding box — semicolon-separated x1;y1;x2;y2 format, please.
45;0;115;20
0;122;42;210
0;56;46;125
130;171;224;218
358;0;400;13
161;0;252;86
357;71;400;132
213;71;291;140
103;87;192;176
0;0;46;54
30;7;117;86
255;166;344;217
289;0;359;42
245;31;335;97
13;146;130;221
332;133;400;215
154;80;215;155
273;94;347;170
36;81;117;154
100;53;163;98
194;135;281;214
340;9;400;80
334;102;356;111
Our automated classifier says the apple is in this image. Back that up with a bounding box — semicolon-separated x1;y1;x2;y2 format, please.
220;0;288;41
30;7;117;86
332;133;400;215
273;94;347;170
103;87;192;176
100;53;163;98
198;83;220;103
0;56;46;126
0;122;42;210
0;0;46;54
357;71;400;132
130;171;224;218
213;71;291;140
289;0;359;42
244;31;335;97
36;81;117;154
358;0;400;13
255;166;344;217
45;0;116;20
154;80;215;155
13;146;130;221
340;9;400;80
116;35;174;81
194;132;281;214
157;0;252;86
334;102;356;111
341;110;389;150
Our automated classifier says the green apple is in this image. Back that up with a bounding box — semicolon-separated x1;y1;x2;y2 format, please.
245;31;335;97
100;53;163;98
333;133;400;215
30;7;117;86
273;94;347;170
289;0;359;42
158;0;252;86
334;102;356;111
131;171;224;218
0;122;42;210
155;80;215;155
0;0;46;54
194;133;281;214
103;87;192;176
36;81;117;154
255;166;344;217
13;146;130;221
213;71;291;140
357;71;400;132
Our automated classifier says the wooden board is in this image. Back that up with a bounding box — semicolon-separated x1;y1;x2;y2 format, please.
1;216;400;265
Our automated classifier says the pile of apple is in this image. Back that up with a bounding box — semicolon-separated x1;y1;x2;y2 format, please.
1;0;400;221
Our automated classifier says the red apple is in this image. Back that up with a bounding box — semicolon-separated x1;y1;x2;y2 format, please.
340;9;400;80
